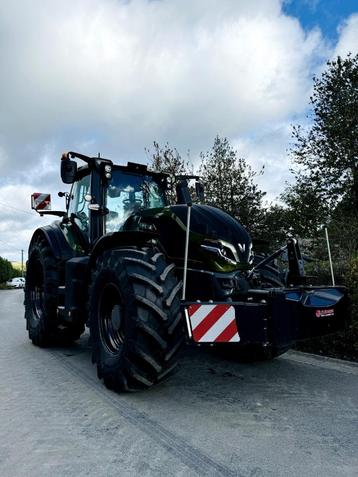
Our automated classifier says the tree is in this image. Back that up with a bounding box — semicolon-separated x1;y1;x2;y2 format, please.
145;141;193;204
199;136;265;236
280;177;330;238
278;55;358;360
259;204;292;250
0;256;17;283
289;54;358;219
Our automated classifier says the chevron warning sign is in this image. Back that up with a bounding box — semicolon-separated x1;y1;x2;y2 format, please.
31;193;51;211
187;304;240;343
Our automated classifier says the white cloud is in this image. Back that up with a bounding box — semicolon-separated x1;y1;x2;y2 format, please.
233;121;295;204
0;0;355;259
334;14;358;58
0;0;325;172
0;146;7;170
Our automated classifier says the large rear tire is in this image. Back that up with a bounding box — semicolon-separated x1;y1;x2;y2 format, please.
89;247;184;392
25;237;84;346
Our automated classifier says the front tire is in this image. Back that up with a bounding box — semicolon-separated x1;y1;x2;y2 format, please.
89;247;184;392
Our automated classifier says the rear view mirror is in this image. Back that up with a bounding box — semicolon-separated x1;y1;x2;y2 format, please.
176;180;192;205
61;159;77;184
31;193;51;211
195;181;205;202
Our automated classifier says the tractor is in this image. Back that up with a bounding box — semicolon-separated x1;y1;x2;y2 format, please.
25;152;349;391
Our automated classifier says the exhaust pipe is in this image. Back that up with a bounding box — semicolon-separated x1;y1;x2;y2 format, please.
325;226;335;286
182;203;192;300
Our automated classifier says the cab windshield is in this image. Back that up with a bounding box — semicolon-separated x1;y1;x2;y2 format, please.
105;170;166;232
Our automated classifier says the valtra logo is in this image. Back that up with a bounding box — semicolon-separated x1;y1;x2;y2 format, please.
315;309;334;318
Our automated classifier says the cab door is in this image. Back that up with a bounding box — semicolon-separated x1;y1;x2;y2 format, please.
61;172;91;254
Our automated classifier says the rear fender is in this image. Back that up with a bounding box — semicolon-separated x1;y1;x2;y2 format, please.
89;230;159;268
29;223;75;262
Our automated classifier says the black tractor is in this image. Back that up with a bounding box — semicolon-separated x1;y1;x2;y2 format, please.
25;152;349;391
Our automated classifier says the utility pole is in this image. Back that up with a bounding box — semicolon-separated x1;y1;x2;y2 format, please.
21;249;24;277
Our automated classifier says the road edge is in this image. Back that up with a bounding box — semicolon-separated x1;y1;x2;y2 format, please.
284;350;358;375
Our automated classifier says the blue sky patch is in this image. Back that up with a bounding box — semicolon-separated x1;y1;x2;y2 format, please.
283;0;357;42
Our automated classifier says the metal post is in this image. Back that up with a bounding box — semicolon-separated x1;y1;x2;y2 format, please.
182;204;192;300
325;227;335;286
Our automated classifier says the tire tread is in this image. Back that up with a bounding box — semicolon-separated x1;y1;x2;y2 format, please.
90;247;184;392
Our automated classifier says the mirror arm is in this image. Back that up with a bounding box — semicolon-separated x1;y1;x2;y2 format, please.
61;151;92;164
36;210;66;217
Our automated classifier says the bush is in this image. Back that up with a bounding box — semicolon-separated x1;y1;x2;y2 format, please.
0;256;21;284
345;256;358;328
296;256;358;361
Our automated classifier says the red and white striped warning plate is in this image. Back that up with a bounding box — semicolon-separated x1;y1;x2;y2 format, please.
31;193;51;211
187;304;240;343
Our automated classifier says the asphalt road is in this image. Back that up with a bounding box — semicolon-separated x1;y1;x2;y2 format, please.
0;289;357;477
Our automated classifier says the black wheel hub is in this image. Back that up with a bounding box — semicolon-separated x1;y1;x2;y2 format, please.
30;260;45;322
98;283;125;354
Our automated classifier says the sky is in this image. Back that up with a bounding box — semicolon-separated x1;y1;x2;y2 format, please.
0;0;357;263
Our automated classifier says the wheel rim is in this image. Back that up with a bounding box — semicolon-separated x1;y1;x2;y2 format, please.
30;260;45;321
98;283;125;354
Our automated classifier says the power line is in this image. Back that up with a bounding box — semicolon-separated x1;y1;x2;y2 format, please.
0;239;23;253
0;200;35;216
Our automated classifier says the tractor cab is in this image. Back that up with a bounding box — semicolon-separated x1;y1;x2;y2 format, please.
32;152;170;247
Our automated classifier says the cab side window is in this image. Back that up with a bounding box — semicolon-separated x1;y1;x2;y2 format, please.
68;174;90;235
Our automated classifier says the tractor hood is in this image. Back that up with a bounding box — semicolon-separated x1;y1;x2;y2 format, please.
124;204;253;272
169;204;253;267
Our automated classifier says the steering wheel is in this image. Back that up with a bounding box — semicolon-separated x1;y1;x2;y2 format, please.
123;199;143;207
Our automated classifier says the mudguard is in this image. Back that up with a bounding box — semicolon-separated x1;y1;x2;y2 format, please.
88;230;159;268
29;223;75;261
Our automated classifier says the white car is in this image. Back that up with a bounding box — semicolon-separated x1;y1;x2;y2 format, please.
6;277;25;288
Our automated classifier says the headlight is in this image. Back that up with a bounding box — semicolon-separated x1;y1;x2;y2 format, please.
200;241;238;266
